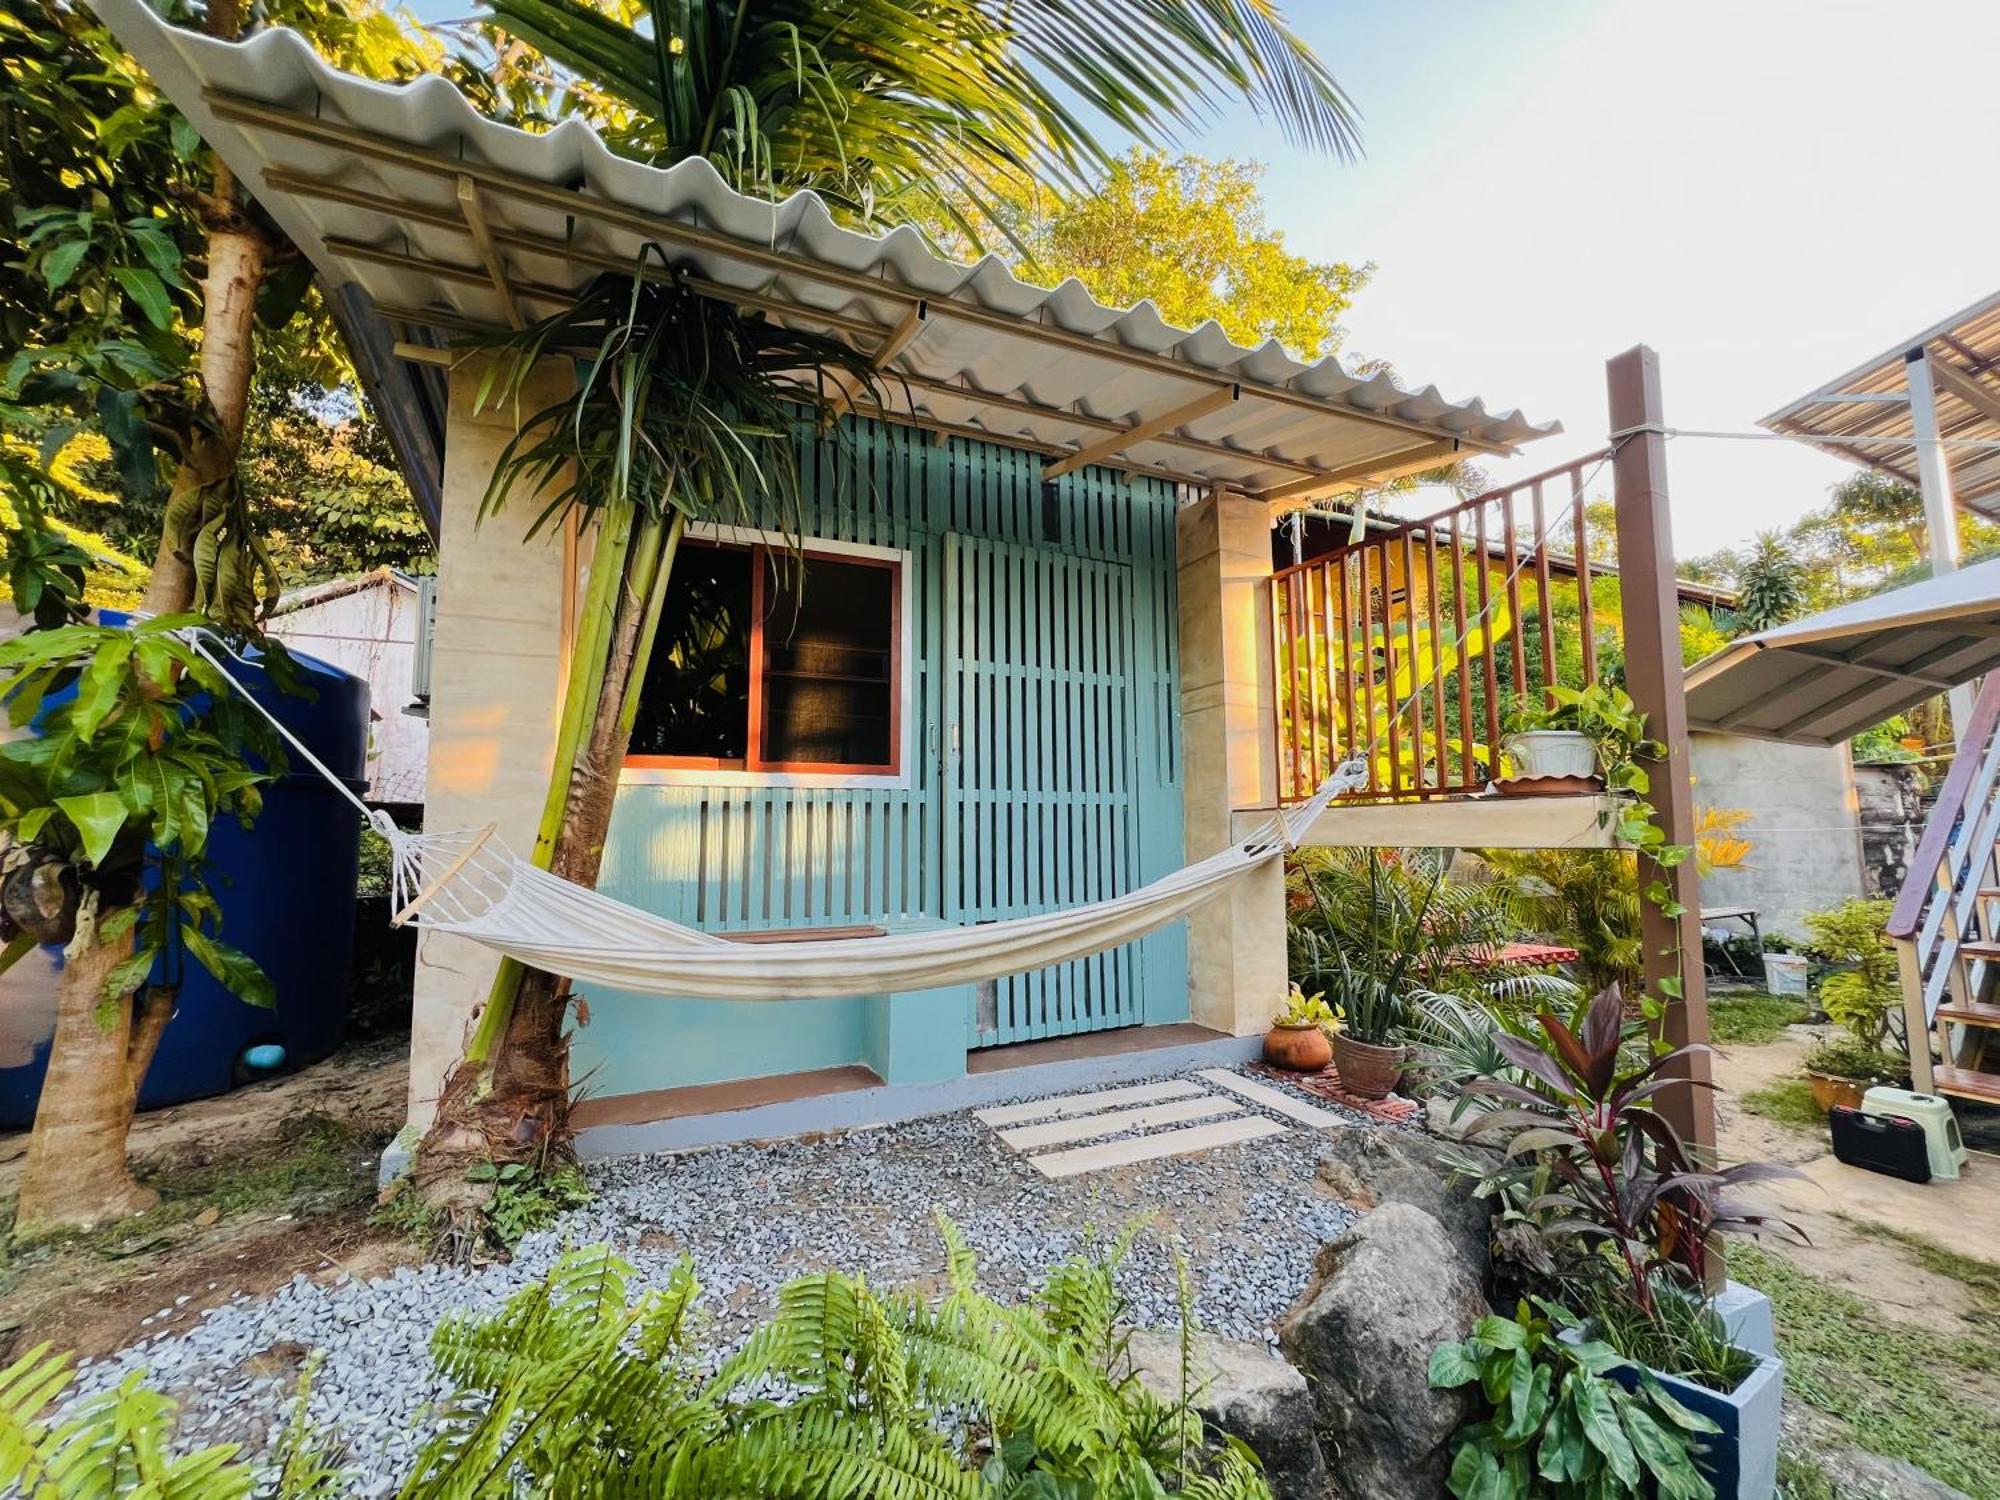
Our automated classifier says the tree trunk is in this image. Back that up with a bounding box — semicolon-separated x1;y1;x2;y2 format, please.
141;171;268;616
415;513;681;1198
15;894;175;1236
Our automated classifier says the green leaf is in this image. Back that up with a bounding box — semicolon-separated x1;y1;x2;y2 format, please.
55;791;127;867
1618;1403;1709;1500
1472;1314;1528;1351
180;926;275;1008
112;265;174;329
41;237;90;290
72;637;131;741
14;805;53;842
1572;1371;1640;1488
102;944;160;1001
1429;1342;1483;1389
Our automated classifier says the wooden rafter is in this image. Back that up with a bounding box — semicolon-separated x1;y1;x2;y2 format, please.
1260;438;1463;512
455;176;522;329
1042;386;1239;480
1929;357;2000;428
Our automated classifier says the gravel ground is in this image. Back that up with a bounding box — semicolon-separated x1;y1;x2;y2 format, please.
70;1066;1387;1493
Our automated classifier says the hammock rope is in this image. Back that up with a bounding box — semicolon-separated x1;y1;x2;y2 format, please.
182;445;1607;1000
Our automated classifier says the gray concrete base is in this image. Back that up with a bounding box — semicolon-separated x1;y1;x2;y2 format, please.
574;1031;1265;1160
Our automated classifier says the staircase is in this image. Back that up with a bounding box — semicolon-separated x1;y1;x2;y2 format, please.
1887;675;2000;1101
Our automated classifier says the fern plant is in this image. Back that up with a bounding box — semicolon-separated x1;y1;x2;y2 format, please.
0;1341;341;1498
400;1221;1274;1499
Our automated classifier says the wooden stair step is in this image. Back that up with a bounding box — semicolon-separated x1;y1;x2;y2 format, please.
1935;1001;2000;1028
1933;1066;2000;1104
1953;942;2000;961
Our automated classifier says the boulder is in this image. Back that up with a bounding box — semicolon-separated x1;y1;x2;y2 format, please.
1124;1328;1327;1499
1313;1120;1497;1275
1278;1203;1490;1499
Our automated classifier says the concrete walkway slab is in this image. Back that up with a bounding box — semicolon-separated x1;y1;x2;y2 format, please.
1029;1115;1287;1178
997;1095;1241;1151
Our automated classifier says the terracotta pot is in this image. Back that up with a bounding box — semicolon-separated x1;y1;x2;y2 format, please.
1332;1033;1409;1099
1805;1070;1866;1114
1263;1022;1333;1072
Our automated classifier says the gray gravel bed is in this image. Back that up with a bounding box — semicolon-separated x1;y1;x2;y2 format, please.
68;1066;1375;1493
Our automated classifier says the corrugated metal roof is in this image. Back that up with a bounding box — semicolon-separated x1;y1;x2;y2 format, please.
1683;557;2000;746
1762;288;2000;513
98;0;1557;499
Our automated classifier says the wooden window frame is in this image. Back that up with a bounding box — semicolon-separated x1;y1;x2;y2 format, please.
623;535;907;783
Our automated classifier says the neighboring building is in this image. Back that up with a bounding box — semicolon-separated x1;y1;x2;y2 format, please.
1688;731;1864;938
268;570;428;807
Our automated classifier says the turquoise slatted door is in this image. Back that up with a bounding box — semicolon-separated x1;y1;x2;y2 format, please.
945;533;1143;1046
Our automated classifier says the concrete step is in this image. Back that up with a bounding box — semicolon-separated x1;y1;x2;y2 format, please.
973;1078;1208;1128
1027;1115;1286;1179
997;1095;1240;1151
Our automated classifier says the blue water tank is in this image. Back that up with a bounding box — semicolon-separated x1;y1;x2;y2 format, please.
0;639;370;1127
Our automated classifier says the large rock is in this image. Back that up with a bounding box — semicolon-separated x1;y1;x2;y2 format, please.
1278;1203;1490;1499
1313;1120;1497;1275
1782;1402;1974;1500
1124;1328;1327;1499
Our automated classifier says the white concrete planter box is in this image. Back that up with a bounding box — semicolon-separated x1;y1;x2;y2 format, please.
1502;729;1598;780
1649;1350;1783;1500
1562;1287;1782;1500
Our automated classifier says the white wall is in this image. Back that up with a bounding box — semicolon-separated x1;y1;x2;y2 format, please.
1691;730;1864;937
269;574;427;803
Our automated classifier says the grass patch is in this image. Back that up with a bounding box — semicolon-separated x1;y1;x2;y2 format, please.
1741;1076;1825;1130
1732;1242;2000;1497
1776;1447;1838;1500
1709;990;1810;1045
0;1112;385;1277
1838;1217;2000;1318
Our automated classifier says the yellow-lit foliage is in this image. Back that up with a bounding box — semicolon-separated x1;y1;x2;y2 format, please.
0;434;149;611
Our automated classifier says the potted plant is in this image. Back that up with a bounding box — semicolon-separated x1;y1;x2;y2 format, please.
1264;983;1338;1072
1498;682;1659;788
1325;964;1411;1098
1456;990;1805;1498
1801;1037;1908;1113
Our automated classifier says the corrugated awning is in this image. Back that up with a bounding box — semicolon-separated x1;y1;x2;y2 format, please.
1762;289;2000;514
97;0;1557;503
1683;558;2000;746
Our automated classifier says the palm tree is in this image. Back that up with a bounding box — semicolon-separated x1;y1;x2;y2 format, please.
413;0;1357;1208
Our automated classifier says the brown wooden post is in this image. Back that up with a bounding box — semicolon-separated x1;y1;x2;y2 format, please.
1608;345;1716;1158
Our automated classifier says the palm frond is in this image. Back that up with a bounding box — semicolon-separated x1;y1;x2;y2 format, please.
480;0;1354;247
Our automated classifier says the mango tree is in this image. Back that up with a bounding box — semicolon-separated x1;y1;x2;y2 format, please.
0;539;285;1232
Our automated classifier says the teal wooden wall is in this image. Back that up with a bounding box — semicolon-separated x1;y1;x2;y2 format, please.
569;417;1186;1099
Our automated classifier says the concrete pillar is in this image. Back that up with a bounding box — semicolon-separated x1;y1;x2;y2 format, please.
406;357;574;1131
1177;488;1288;1036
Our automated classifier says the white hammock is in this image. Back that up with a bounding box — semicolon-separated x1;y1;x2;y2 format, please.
372;765;1361;1000
185;631;1363;1001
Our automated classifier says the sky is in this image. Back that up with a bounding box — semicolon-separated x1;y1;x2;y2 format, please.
1173;0;2000;554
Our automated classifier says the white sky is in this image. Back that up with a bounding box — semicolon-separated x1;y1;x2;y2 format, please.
1183;0;2000;555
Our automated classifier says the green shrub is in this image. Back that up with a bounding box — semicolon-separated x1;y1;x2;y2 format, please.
1428;1299;1718;1499
1800;899;1899;1047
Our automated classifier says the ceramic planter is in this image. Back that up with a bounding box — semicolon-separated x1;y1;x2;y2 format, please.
1330;1033;1406;1098
1502;729;1598;780
1263;1021;1332;1072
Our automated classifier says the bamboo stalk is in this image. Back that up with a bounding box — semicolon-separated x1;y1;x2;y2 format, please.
462;499;637;1068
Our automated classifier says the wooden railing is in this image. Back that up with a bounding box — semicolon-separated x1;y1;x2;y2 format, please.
1886;672;2000;1093
1270;451;1612;803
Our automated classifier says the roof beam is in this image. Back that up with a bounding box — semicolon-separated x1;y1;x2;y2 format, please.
1929;358;2000;428
1042;385;1239;479
455;176;522;329
1260;438;1463;512
206;92;1522;458
1778;642;1960;690
872;300;929;368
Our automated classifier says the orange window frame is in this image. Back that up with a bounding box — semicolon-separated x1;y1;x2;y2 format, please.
623;540;904;778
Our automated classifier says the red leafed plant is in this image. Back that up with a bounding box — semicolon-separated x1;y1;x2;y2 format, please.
1466;987;1804;1314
